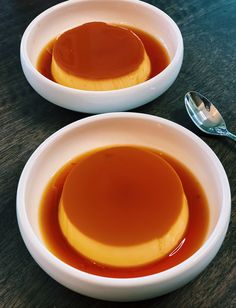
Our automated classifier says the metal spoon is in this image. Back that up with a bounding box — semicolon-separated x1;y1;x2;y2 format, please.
185;91;236;141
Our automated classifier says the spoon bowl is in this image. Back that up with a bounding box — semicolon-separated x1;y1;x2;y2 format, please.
185;91;236;141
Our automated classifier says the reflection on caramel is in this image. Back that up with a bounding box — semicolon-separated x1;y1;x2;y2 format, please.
39;146;209;278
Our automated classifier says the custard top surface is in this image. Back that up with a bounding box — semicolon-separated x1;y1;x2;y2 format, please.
60;146;185;246
53;22;145;79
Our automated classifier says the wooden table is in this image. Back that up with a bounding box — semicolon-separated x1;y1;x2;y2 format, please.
1;0;235;306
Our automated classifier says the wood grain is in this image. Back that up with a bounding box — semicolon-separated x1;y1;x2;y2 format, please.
0;0;235;307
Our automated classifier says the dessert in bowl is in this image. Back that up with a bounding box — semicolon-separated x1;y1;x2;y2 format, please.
51;145;189;269
17;113;231;301
51;21;152;91
20;0;183;113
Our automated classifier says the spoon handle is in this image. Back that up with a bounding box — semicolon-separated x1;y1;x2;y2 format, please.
226;131;236;141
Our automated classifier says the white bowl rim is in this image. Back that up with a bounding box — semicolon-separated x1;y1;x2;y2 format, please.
20;0;184;95
16;112;231;288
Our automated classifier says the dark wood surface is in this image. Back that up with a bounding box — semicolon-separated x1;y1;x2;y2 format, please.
1;0;235;306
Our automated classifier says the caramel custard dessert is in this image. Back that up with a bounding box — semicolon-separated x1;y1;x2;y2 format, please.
59;146;188;267
39;146;209;278
51;22;151;91
37;22;170;91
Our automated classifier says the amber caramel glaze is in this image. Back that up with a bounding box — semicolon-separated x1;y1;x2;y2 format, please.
61;146;184;246
37;24;170;82
39;146;209;278
53;22;144;79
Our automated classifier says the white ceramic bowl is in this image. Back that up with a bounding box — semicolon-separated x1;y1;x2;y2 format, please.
17;113;231;301
20;0;183;113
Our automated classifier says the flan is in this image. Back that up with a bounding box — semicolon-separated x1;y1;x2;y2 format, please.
51;22;151;91
58;146;189;268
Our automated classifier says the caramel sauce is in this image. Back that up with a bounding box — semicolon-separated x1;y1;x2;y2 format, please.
37;23;170;82
61;146;183;246
53;22;144;79
39;146;209;278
